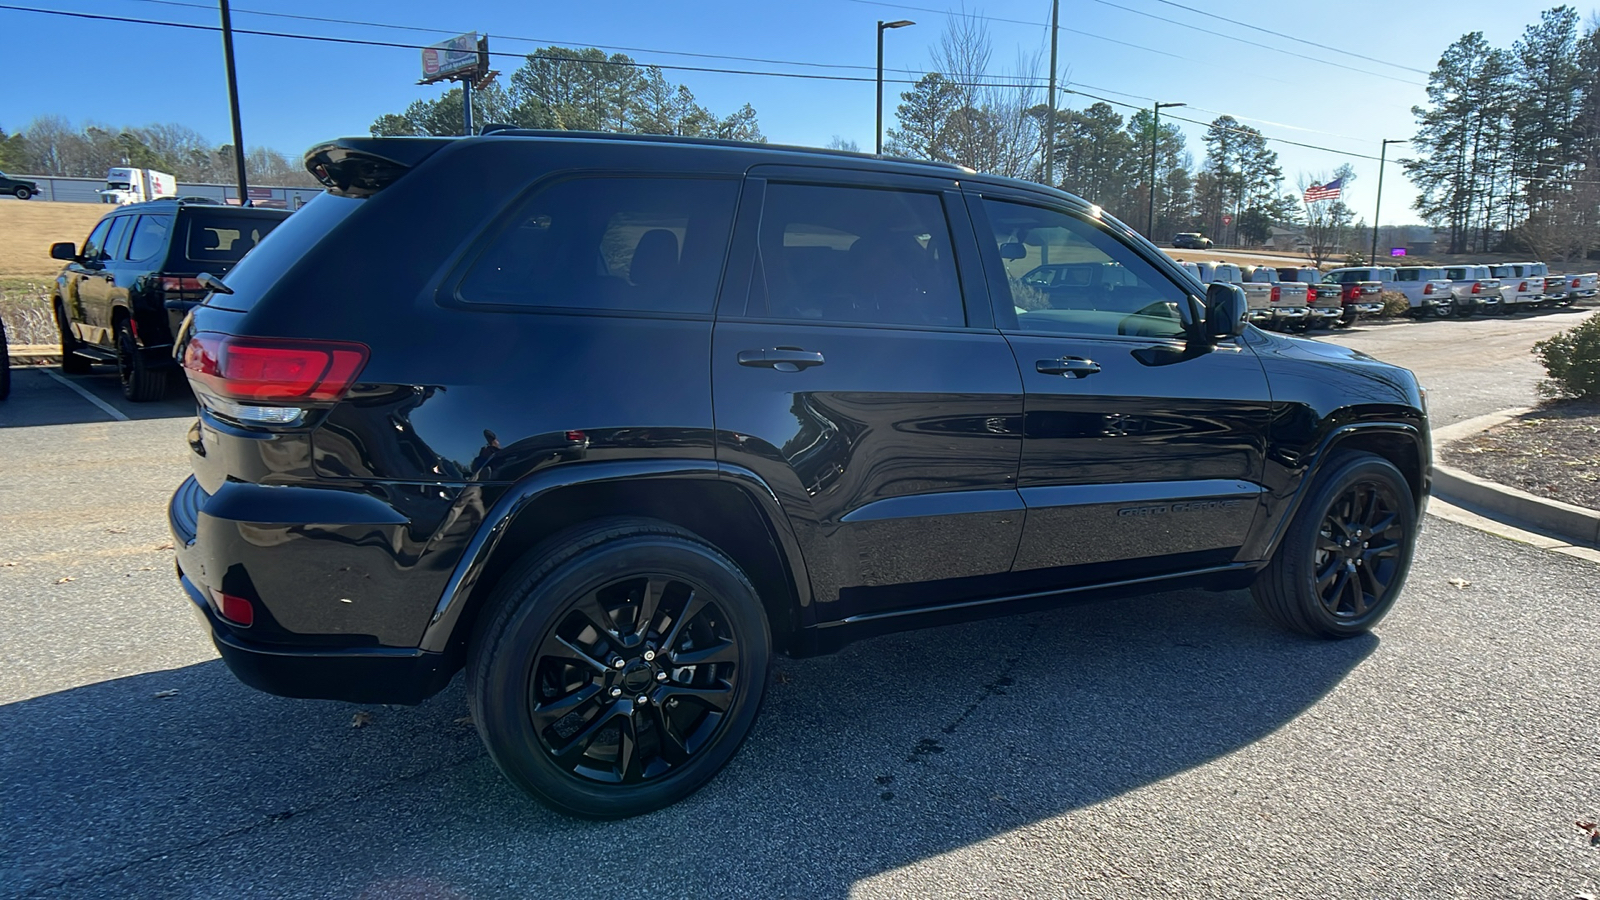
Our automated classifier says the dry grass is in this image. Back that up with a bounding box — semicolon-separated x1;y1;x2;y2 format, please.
0;199;108;278
1;279;58;345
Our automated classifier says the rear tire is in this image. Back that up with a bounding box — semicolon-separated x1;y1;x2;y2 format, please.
115;320;167;401
1251;452;1417;639
55;299;91;374
13;186;30;200
0;321;10;400
468;518;771;819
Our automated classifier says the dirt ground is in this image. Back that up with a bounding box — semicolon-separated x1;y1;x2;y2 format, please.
0;199;108;278
1442;399;1600;511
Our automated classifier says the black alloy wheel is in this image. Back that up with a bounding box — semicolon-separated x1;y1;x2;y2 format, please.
115;320;167;401
1252;452;1416;638
470;519;770;819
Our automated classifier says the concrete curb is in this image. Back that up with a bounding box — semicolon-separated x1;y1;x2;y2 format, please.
1431;407;1600;551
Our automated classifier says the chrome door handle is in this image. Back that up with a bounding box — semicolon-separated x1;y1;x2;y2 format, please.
1036;357;1100;378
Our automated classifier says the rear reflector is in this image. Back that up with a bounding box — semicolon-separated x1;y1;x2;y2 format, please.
213;590;254;627
184;333;369;403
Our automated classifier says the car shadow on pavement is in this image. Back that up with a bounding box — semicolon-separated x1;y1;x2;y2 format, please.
0;587;1373;898
0;368;193;428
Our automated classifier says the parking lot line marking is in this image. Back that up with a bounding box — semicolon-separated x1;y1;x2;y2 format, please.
40;369;130;422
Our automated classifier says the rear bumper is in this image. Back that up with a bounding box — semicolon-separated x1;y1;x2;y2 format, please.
177;571;454;704
1270;307;1308;323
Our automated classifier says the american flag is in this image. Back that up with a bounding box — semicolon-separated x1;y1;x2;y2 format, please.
1304;178;1343;202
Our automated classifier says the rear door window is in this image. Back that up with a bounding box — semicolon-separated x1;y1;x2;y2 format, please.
103;216;133;263
126;214;172;262
458;175;740;315
746;182;965;327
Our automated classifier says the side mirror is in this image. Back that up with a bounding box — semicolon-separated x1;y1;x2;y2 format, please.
50;241;78;261
1204;282;1248;341
999;241;1026;260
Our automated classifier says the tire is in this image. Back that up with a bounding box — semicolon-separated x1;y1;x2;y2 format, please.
115;319;168;401
1251;451;1417;639
13;186;30;200
1454;302;1474;319
1431;301;1453;318
0;322;10;401
468;517;771;819
55;298;91;374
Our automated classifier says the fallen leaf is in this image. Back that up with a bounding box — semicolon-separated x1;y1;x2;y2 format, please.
453;714;474;727
153;689;178;699
1447;578;1471;589
350;711;374;728
54;576;74;584
1578;820;1600;842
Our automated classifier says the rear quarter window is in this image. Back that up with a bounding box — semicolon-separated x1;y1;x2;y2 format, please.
457;175;741;316
179;211;286;266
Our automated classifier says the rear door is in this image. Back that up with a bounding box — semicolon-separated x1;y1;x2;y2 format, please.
967;189;1271;587
711;168;1024;623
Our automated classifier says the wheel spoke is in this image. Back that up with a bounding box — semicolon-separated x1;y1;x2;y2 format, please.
570;590;619;640
538;632;609;675
1358;561;1389;602
1324;568;1351;613
614;709;643;784
1315;533;1341;553
1315;557;1342;589
644;702;692;767
1369;512;1398;536
656;682;734;715
1365;540;1400;559
1346;569;1367;616
1359;485;1379;527
632;576;666;641
669;637;739;668
549;701;626;765
661;589;710;652
530;681;602;732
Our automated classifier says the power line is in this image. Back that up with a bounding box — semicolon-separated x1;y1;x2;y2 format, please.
2;3;1406;168
1087;0;1427;88
1139;0;1431;77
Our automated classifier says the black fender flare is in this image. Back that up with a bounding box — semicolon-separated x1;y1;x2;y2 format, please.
1249;420;1429;564
417;459;813;653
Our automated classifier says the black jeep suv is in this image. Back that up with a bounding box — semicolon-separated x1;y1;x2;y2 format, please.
170;132;1429;819
51;199;290;400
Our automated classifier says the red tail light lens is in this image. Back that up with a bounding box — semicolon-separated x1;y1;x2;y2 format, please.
1306;286;1315;302
183;333;369;403
212;590;254;627
159;276;204;293
1573;278;1581;288
1423;283;1434;295
1471;282;1482;294
1270;285;1280;302
1519;281;1529;291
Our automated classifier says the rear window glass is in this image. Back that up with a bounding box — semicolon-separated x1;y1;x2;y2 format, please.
459;176;740;315
181;212;286;263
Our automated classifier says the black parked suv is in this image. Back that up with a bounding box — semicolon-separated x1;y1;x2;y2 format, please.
0;169;40;200
170;132;1430;819
51;199;290;400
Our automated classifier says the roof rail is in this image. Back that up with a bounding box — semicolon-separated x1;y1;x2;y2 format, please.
471;127;972;172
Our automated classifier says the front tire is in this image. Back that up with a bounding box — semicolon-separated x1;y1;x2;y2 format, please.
1251;452;1417;638
0;321;10;400
55;298;91;374
468;518;771;819
115;320;167;401
13;186;31;200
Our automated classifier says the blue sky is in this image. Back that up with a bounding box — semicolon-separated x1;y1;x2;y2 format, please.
2;0;1569;226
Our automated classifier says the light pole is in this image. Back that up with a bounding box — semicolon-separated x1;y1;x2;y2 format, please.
1148;102;1184;238
876;20;914;155
218;0;249;206
1371;138;1405;263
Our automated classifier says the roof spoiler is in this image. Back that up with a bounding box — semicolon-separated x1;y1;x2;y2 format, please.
303;138;450;198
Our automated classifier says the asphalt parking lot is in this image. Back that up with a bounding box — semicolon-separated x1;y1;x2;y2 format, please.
2;317;1597;898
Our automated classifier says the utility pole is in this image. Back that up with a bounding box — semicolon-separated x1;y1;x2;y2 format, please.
218;0;250;206
1044;0;1058;188
1371;138;1404;263
876;20;915;155
1149;102;1185;238
462;79;474;136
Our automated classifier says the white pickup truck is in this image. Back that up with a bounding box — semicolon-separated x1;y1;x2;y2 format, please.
1273;267;1345;329
1490;263;1545;310
1240;265;1312;331
1545;270;1598;306
1388;266;1458;317
1439;265;1503;316
1181;261;1273;325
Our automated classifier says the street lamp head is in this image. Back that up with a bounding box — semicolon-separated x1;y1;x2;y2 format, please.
1156;101;1187;110
880;19;915;29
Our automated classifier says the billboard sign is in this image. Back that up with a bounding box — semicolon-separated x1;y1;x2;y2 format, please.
1390;248;1407;257
421;32;480;84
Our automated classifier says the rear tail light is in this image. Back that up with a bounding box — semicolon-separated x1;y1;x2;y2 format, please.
1471;282;1482;294
1573;278;1581;288
1306;286;1315;302
1424;283;1434;295
1270;285;1280;302
212;590;254;627
160;276;204;293
183;333;369;425
1519;281;1529;291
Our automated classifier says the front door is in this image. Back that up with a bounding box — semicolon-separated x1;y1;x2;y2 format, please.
967;191;1273;587
712;170;1025;623
64;217;115;345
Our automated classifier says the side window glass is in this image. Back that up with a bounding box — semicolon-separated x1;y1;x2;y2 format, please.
748;183;965;327
981;197;1187;339
1395;270;1416;282
127;215;172;262
458;176;740;315
80;219;113;263
103;217;132;262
